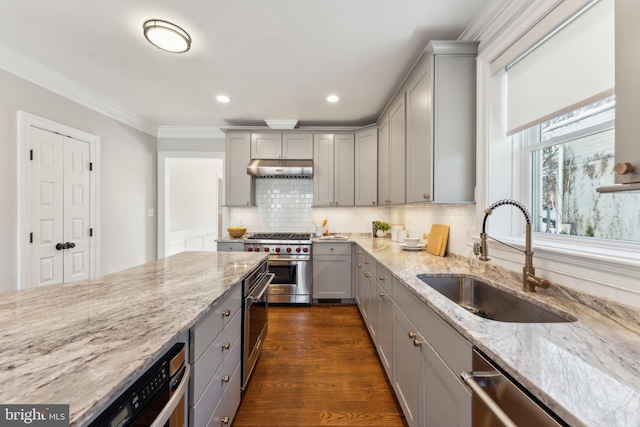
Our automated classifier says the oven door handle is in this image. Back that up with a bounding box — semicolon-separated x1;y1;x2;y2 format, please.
270;257;310;263
249;273;274;301
461;371;517;427
149;363;190;427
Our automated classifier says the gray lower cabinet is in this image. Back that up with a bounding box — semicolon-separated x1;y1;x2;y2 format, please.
355;244;472;427
312;243;352;299
189;285;242;427
216;241;244;252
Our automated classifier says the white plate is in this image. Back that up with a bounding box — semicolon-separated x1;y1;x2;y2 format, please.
400;244;425;251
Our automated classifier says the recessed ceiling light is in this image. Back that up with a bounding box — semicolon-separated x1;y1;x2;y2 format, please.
216;95;231;103
326;95;340;103
143;19;191;53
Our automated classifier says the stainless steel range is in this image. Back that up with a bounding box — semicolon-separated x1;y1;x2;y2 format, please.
245;233;312;304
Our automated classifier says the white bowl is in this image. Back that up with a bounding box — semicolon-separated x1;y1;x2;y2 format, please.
403;237;420;246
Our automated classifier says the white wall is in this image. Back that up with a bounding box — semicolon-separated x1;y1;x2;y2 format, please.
0;69;157;293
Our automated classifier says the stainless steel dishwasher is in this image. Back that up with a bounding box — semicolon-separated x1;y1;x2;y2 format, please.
462;349;568;427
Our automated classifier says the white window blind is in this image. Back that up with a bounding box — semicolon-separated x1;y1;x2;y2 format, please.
506;0;614;135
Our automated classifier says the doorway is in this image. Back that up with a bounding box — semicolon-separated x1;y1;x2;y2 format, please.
157;153;223;258
18;112;100;290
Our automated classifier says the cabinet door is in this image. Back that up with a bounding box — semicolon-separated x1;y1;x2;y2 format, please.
333;134;355;206
225;133;254;206
420;339;472;427
354;249;366;313
282;133;313;159
355;265;370;320
406;57;433;203
377;117;390;205
355;127;378;206
392;304;420;427
312;254;352;299
313;134;334;206
377;282;393;379
388;95;406;205
364;269;379;341
251;133;282;159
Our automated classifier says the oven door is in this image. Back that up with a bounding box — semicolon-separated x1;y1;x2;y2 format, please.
243;272;273;389
268;257;311;303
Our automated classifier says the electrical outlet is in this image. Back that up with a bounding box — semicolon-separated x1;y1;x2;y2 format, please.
237;218;243;225
148;208;154;217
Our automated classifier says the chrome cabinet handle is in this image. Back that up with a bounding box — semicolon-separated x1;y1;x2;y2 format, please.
222;309;231;317
408;331;416;338
461;372;517;427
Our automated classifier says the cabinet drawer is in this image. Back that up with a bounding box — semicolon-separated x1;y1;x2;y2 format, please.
191;286;242;363
314;242;352;256
393;281;471;376
377;265;393;296
360;252;377;276
191;310;241;404
217;242;244;252
205;362;242;427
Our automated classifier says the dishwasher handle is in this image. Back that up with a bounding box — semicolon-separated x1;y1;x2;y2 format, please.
461;371;518;427
150;363;190;427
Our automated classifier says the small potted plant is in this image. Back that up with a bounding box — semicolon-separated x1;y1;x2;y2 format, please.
374;221;391;237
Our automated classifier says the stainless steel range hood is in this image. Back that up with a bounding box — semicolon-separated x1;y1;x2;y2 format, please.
247;159;313;178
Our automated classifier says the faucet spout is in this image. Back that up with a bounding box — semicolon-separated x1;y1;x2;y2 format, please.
477;199;550;293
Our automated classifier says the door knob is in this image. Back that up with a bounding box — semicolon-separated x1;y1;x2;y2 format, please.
65;242;76;249
56;243;66;250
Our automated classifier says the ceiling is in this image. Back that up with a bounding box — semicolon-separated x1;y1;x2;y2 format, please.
0;0;489;132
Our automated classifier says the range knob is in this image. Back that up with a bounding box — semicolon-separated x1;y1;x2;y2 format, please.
296;248;301;253
275;247;281;253
254;247;260;252
247;247;253;252
264;247;270;252
303;248;308;253
286;248;292;253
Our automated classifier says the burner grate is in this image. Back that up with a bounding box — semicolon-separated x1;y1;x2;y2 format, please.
246;232;312;241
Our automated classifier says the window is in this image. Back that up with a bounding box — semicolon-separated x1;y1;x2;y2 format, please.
520;96;640;242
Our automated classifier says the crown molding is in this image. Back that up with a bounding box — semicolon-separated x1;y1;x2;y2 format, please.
0;43;158;136
157;125;225;139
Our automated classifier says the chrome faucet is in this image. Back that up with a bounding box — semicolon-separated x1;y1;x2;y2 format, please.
473;199;550;292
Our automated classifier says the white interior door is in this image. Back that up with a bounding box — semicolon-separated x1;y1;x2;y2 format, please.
30;128;64;286
29;127;92;287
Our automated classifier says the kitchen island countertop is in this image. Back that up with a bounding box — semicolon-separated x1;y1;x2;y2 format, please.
347;235;640;427
0;251;267;426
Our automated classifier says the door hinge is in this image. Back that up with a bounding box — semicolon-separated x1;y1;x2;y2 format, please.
90;228;93;237
89;162;93;171
29;232;33;243
30;150;33;161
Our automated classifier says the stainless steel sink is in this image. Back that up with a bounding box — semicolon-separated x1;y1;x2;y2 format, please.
417;275;575;323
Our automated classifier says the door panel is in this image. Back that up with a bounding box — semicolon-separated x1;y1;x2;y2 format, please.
30;128;64;287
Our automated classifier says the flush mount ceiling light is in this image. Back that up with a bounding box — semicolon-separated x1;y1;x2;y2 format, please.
326;95;340;103
216;95;231;103
143;19;191;53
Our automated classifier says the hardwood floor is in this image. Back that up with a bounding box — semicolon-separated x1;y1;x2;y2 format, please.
233;305;408;427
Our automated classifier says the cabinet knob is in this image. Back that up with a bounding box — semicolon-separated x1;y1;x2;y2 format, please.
379;292;385;297
335;202;339;206
222;416;230;424
614;162;635;175
364;260;370;264
330;247;334;251
314;257;318;260
372;201;376;205
379;276;386;281
222;375;230;383
413;339;422;347
423;194;430;199
357;263;362;267
408;331;416;339
222;342;231;350
364;272;371;278
222;309;231;317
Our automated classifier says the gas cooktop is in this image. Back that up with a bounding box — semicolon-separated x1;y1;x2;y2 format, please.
246;233;313;241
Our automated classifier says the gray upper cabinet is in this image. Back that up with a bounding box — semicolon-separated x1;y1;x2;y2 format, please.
225;132;255;206
379;95;406;205
355;126;378;206
404;41;478;204
251;132;313;159
313;134;355;206
614;1;640;185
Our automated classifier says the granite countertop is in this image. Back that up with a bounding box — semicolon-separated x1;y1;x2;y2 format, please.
348;235;640;427
0;251;267;426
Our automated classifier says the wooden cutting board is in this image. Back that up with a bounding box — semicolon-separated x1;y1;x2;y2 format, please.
425;224;450;256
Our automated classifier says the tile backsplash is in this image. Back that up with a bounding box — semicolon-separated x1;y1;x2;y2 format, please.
226;179;476;255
